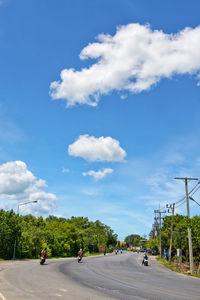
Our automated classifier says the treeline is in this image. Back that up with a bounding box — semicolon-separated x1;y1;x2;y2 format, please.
147;215;200;262
0;209;118;259
124;234;144;247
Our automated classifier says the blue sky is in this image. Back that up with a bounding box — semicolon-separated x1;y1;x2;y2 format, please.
0;0;200;240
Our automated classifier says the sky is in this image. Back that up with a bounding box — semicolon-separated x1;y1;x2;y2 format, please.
0;0;200;240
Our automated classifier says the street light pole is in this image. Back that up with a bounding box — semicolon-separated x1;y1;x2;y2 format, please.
13;200;38;260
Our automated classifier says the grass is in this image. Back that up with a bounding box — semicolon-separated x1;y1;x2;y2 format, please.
84;251;105;257
156;257;200;278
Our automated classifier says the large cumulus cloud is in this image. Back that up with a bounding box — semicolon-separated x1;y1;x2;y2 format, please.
50;23;200;107
0;161;57;214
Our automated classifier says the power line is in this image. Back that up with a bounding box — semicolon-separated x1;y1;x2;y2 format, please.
162;180;200;209
189;196;200;207
175;200;186;209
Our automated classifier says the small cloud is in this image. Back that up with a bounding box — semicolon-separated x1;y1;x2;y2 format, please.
68;134;126;162
62;167;70;173
81;188;100;196
164;153;185;164
82;168;113;181
52;213;67;219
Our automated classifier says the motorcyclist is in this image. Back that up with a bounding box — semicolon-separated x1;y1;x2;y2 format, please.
78;249;83;258
142;252;148;265
40;247;47;264
41;247;47;258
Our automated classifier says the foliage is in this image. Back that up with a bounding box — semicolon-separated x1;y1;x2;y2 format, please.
0;210;118;259
148;214;200;263
124;234;144;247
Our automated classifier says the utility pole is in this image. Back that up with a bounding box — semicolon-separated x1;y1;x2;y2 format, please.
175;177;198;274
166;203;175;263
154;209;166;259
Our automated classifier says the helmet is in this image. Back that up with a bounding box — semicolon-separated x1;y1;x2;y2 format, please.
80;249;82;251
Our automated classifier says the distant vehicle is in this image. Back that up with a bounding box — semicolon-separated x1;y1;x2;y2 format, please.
151;250;159;255
146;249;151;253
140;249;145;252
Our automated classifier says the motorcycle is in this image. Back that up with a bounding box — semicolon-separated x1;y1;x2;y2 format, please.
143;258;148;266
77;255;82;263
40;253;46;265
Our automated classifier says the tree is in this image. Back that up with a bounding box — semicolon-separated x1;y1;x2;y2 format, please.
124;234;142;247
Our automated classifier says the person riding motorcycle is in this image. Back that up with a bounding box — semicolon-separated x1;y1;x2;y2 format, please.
78;249;83;258
142;253;148;265
40;247;47;264
41;247;47;258
77;249;83;262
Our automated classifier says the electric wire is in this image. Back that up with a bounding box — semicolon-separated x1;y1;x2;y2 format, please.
175;181;200;205
175;200;186;209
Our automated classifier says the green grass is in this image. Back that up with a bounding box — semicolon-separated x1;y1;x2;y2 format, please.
82;251;105;257
156;257;200;278
157;258;177;272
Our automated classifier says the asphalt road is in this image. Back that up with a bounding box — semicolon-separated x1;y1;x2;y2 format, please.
0;252;199;300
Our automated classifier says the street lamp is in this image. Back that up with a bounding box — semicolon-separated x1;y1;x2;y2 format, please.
13;200;38;259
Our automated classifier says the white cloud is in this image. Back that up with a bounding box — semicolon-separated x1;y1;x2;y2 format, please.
164;153;185;164
62;167;70;173
0;161;57;214
82;168;113;181
68;134;126;162
50;23;200;107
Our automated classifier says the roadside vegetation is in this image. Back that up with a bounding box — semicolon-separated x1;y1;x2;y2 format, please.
147;214;200;276
0;209;118;259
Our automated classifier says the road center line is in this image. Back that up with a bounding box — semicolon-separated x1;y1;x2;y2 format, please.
0;292;7;300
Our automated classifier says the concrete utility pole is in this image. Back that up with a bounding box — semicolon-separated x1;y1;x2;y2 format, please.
166;203;175;263
154;209;166;259
174;177;198;274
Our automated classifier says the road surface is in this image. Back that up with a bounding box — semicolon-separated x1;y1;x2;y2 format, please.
0;252;199;299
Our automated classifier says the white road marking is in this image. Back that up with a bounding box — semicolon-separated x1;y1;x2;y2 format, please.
0;292;7;300
59;289;67;292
